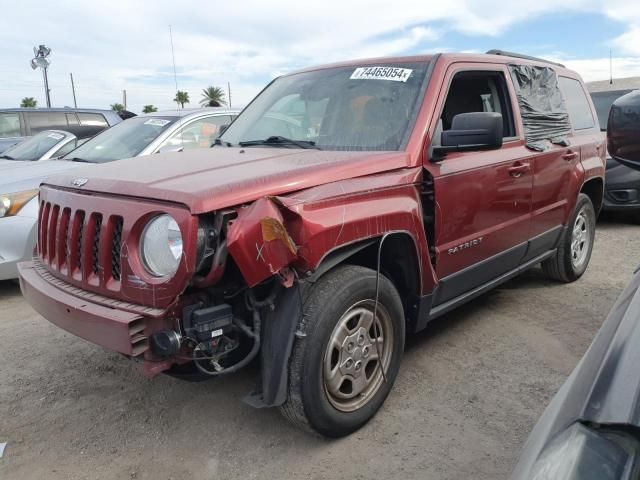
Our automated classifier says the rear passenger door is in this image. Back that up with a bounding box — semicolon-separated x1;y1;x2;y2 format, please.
522;75;601;254
429;65;533;305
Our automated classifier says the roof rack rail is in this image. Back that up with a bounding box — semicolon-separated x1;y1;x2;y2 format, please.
486;49;565;68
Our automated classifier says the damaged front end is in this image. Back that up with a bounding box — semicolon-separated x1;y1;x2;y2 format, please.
143;197;306;403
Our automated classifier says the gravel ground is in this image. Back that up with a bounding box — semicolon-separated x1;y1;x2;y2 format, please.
1;212;638;480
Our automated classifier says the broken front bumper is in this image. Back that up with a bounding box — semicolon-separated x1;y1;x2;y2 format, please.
18;260;148;356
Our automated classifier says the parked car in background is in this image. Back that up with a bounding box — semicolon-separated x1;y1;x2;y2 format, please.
0;129;90;166
0;108;122;154
64;108;240;163
590;88;640;211
18;51;604;437
511;90;640;480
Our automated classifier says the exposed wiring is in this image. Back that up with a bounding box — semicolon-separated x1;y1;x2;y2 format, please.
191;309;261;376
373;233;391;384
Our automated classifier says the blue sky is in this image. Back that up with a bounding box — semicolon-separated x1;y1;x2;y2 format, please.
1;1;639;113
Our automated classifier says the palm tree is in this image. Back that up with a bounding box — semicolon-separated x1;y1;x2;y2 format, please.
20;97;37;108
200;86;227;106
111;103;125;113
142;105;158;113
174;91;190;109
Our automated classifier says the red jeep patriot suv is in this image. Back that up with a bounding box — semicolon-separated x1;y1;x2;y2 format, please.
19;50;605;437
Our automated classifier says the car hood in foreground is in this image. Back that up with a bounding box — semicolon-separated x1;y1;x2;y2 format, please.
43;147;412;213
511;268;640;477
0;160;86;195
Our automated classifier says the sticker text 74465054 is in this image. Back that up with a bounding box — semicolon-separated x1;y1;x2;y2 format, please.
350;66;413;82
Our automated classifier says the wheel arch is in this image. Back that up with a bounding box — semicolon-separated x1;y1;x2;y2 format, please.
580;177;604;215
308;231;423;329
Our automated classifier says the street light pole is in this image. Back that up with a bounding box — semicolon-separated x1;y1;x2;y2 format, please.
31;45;52;107
42;66;51;107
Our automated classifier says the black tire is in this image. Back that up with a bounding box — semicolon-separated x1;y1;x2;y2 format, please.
279;265;405;437
542;193;596;282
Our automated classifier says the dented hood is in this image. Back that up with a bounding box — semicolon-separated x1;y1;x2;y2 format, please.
43;147;412;213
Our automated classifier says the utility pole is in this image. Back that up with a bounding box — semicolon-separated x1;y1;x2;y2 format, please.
31;45;52;107
123;89;127;110
228;82;232;108
70;73;77;108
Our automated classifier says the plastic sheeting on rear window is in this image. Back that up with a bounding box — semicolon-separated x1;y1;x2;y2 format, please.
508;64;571;151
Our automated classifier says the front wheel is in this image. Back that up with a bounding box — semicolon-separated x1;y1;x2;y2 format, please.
542;193;596;282
279;265;405;437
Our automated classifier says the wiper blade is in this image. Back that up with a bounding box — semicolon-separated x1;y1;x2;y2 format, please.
0;155;14;160
69;157;92;163
238;136;320;150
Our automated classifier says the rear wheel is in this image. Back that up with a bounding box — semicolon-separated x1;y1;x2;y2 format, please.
279;265;405;437
542;193;596;282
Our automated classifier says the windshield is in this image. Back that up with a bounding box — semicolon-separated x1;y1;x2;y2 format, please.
590;90;633;130
64;116;177;163
0;131;69;161
221;62;431;151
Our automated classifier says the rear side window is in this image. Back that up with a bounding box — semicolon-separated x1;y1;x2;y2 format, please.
26;111;67;133
77;113;108;128
558;77;595;130
0;113;20;137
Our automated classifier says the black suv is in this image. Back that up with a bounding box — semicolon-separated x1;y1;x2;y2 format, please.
591;90;640;211
0;108;123;153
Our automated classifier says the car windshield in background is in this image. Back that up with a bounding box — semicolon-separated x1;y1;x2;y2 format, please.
590;90;633;130
64;116;177;163
0;131;68;161
221;62;431;151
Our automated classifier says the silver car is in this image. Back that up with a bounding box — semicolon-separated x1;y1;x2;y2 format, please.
64;108;240;163
0;108;239;280
0;130;87;167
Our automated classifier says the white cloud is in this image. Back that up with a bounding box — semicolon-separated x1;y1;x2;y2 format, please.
1;0;640;112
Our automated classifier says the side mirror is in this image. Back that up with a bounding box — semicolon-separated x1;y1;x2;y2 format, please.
157;144;184;154
431;112;503;162
218;124;229;136
607;90;640;171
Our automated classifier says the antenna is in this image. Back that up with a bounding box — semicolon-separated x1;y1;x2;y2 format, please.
610;49;613;85
169;25;179;95
168;25;184;151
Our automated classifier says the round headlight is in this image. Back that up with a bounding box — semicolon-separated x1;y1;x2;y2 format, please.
140;214;183;277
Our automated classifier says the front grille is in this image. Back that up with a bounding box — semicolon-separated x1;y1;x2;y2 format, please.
91;214;103;275
111;217;123;281
76;211;85;271
35;184;193;310
38;203;122;286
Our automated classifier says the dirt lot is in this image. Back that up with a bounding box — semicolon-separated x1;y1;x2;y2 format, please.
1;213;639;480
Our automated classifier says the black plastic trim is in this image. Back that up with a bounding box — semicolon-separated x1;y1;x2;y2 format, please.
427;249;556;321
522;226;564;263
432;242;528;306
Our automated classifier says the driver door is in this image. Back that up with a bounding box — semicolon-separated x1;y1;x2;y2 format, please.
429;65;533;305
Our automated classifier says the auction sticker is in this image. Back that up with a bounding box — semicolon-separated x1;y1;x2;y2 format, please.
144;118;171;127
350;66;413;82
47;132;64;140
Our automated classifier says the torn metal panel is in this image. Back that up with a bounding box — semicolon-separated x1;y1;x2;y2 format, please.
508;64;572;151
226;168;436;293
227;198;298;287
